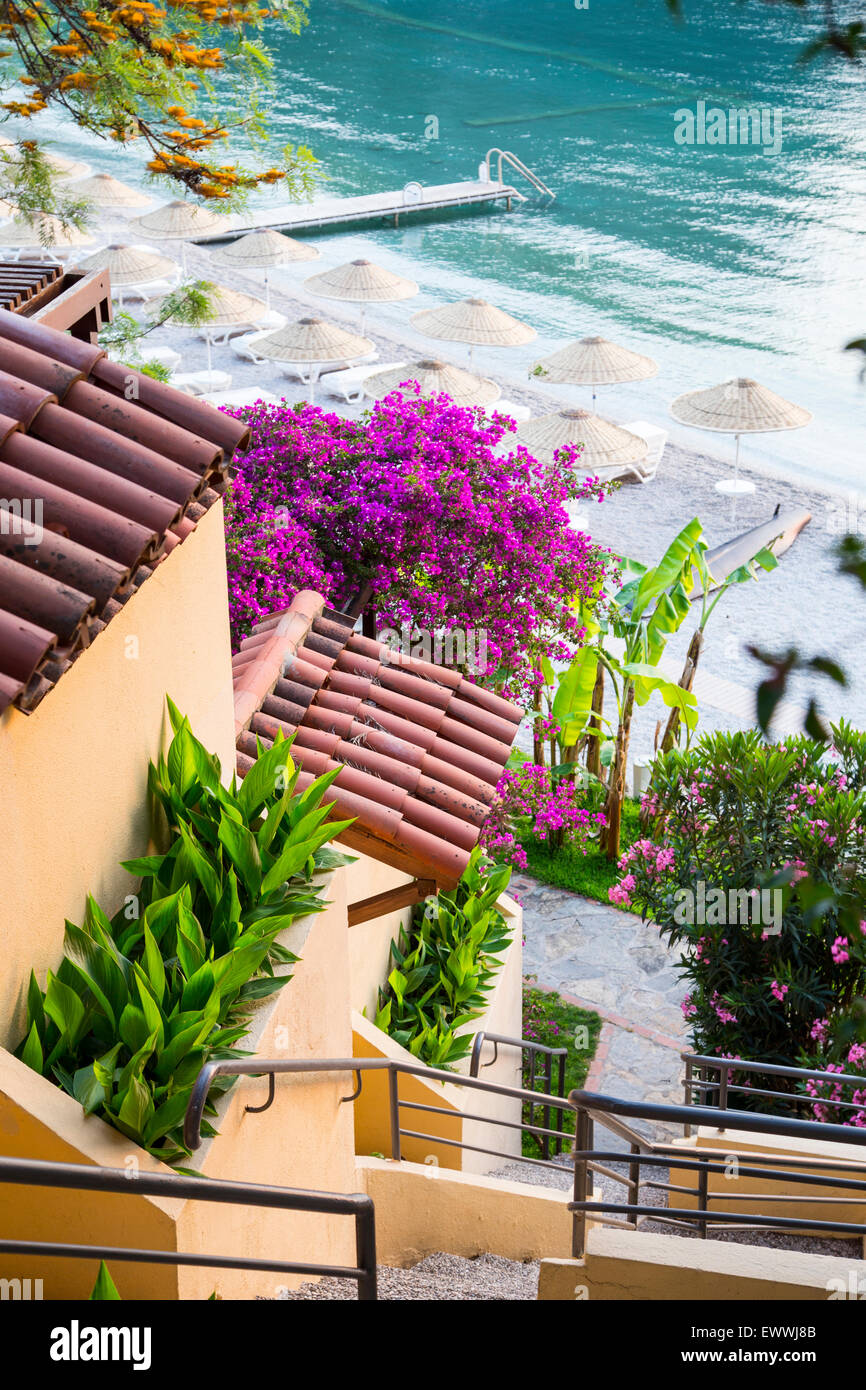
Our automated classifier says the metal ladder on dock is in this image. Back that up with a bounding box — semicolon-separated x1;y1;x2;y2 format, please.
483;148;556;200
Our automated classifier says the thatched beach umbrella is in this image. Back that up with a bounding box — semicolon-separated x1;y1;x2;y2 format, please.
71;172;151;210
126;199;232;269
254;316;375;402
0;212;93;252
210;229;319;308
518;408;649;476
411;297;536;364
156;282;270;376
78;243;178;287
305;258;418;333
43;152;92;182
363;358;501;407
533;335;658;408
670;377;812;496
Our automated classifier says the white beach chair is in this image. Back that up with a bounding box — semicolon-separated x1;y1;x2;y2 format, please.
231;331;272;365
622;419;668;482
494;399;532;423
320;360;406;404
199;311;287;346
135;344;182;373
171;370;233;396
279;349;378;386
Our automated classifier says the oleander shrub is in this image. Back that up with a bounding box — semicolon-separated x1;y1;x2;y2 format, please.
16;699;352;1165
612;725;866;1113
480;761;606;870
374;851;513;1069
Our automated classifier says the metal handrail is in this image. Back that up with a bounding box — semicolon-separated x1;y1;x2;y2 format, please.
0;1154;377;1299
470;1031;568;1159
185;1055;574;1166
569;1088;866;1257
681;1052;866;1135
484;147;555;199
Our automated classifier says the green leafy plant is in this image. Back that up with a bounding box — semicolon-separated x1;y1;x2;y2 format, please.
374;852;513;1069
89;1262;121;1300
16;699;352;1164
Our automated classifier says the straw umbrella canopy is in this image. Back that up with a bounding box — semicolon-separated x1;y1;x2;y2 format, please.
670;377;812;496
210;229;319;308
78;243;178;287
253;316;375;402
304;258;418;333
533;335;658;408
0;212;94;251
363;358;501;407
155;282;269;375
43;152;92;182
517;408;648;474
125;199;232;270
71;172;151;210
411;297;536;364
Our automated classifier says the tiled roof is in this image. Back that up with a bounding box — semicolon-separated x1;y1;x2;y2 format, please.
0;303;251;714
0;261;63;314
233;591;523;887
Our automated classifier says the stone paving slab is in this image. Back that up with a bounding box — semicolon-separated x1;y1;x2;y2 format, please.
513;873;688;1137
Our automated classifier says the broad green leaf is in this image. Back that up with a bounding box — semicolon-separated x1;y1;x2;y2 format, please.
89;1262;121;1301
44;973;86;1046
20;1022;43;1074
218;815;262;899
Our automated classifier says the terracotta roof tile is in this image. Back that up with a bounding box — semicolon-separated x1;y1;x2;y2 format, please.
0;290;251;715
233;592;524;888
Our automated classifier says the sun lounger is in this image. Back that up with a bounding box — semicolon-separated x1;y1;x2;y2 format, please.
171;370;233;396
199;311;287;345
279;350;378;385
621;419;667;481
320;360;406;403
231;331;272;365
199;386;283;409
494;399;532;422
135;344;182;372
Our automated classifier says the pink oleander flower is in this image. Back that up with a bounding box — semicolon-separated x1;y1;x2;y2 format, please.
831;936;850;965
770;980;788;1002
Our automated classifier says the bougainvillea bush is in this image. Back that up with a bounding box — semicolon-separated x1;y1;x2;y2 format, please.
480;762;606;870
224;388;609;700
612;726;866;1119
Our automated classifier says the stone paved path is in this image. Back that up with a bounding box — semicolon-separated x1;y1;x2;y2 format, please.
513;874;688;1121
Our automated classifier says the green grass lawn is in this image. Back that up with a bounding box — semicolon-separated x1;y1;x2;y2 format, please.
521;982;602;1159
521;797;642;906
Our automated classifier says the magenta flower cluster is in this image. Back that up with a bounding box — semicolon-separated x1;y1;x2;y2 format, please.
223;388;609;698
480;762;606;869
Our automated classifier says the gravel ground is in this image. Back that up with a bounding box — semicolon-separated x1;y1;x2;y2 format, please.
278;1251;538;1301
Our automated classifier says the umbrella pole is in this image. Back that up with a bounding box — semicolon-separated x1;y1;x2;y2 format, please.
265;269;271;311
206;333;213;376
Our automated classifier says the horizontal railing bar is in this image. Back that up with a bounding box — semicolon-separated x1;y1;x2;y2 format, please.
0;1155;371;1217
479;1031;569;1059
586;1161;634;1187
683;1054;866;1088
570;1198;866;1236
684;1079;865;1112
575;1150;866;1190
0;1239;365;1281
186;1057;574;1149
397;1127;568;1172
652;1143;866;1174
572;1090;866;1146
397;1097;569;1142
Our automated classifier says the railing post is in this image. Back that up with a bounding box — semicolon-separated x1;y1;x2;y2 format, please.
697;1160;709;1239
683;1056;693;1139
572;1107;591;1258
388;1065;402;1162
355;1201;378;1301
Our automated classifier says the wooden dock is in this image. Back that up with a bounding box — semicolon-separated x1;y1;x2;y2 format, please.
190;179;523;243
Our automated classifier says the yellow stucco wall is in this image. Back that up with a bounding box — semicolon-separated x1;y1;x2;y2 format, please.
0;503;237;1050
0;876;360;1300
538;1229;861;1300
359;1156;573;1266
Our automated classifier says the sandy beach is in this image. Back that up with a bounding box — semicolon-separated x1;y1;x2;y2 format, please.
108;233;866;766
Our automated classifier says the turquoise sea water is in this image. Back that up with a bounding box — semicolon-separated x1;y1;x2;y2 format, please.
256;0;866;487
33;0;866;485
